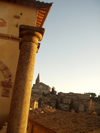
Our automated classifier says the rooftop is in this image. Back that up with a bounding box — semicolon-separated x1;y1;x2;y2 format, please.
29;111;100;133
1;0;52;27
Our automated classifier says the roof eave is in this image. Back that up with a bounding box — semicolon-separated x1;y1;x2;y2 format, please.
1;0;53;28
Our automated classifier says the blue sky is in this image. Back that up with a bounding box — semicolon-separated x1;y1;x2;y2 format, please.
33;0;100;95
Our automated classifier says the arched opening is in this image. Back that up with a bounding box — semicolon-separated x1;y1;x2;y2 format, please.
0;60;12;97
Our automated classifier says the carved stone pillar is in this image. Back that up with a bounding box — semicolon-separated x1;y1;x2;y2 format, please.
7;25;45;133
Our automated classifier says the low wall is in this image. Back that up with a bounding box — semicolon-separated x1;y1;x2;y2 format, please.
28;120;56;133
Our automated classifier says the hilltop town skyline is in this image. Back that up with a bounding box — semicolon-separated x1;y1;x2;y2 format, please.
33;73;99;97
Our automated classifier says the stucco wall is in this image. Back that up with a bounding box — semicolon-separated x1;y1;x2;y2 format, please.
28;121;55;133
0;1;38;129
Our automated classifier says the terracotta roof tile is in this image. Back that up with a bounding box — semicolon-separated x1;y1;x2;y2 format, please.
1;0;52;27
29;111;100;133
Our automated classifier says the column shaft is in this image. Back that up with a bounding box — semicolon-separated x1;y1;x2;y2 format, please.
7;26;44;133
7;41;37;133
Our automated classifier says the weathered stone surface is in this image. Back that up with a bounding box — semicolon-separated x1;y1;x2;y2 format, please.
7;26;44;133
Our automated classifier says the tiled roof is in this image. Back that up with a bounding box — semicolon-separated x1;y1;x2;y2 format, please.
29;111;100;133
2;0;52;27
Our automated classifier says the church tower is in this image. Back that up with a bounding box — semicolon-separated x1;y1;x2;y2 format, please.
33;74;51;94
35;74;40;84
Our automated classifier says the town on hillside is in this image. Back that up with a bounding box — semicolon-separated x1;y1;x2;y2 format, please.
30;74;100;116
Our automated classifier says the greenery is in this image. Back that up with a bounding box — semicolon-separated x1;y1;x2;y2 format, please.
84;92;97;98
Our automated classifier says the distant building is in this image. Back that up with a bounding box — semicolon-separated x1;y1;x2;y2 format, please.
30;99;38;110
32;74;51;94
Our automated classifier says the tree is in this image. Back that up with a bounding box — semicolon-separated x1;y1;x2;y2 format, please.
51;87;56;95
69;99;74;112
55;98;60;109
85;92;96;98
38;98;42;108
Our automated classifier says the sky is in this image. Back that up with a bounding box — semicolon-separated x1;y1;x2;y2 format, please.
33;0;100;96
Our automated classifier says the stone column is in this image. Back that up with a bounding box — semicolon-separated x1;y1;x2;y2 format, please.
7;25;45;133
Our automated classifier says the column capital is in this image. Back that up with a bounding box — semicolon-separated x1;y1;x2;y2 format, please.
19;25;45;41
19;25;45;51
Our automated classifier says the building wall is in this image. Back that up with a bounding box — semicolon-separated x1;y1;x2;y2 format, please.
28;120;55;133
58;92;90;100
0;1;38;129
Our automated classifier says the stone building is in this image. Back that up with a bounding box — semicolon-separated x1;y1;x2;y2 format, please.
57;92;90;113
88;97;100;115
30;99;38;110
32;74;51;94
0;0;52;131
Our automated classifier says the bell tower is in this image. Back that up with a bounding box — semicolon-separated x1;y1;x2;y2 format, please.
36;73;40;84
